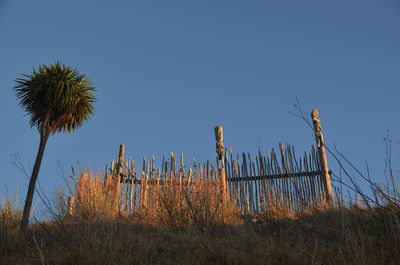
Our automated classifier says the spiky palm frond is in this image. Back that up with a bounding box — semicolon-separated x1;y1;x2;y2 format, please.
14;61;96;134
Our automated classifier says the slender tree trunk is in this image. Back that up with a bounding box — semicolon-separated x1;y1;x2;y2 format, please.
19;132;50;233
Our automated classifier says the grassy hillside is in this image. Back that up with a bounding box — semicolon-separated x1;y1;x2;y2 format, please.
1;168;399;265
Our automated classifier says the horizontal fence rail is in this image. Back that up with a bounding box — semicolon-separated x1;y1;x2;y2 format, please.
227;170;322;181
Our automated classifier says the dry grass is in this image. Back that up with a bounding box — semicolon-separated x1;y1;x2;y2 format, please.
0;192;22;262
1;168;400;265
65;169;240;228
68;170;119;221
0;205;399;265
0;192;22;227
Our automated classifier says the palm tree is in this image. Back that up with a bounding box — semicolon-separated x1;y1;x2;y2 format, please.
14;61;96;232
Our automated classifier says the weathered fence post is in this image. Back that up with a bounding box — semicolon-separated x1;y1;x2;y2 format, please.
67;195;74;216
115;144;125;212
214;126;227;205
311;109;334;207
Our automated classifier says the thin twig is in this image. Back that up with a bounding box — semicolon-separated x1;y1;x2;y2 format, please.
32;234;46;265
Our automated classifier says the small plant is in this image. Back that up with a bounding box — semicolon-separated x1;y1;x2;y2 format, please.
0;193;22;227
0;192;23;260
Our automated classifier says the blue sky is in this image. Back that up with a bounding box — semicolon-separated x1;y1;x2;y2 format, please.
1;0;399;206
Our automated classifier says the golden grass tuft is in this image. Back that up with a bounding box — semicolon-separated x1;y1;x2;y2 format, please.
68;169;119;221
0;192;22;227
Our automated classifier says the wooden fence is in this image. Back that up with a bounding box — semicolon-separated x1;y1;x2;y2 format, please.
225;144;326;214
101;108;333;215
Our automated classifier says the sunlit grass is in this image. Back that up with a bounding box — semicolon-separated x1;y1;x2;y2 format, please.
0;192;22;227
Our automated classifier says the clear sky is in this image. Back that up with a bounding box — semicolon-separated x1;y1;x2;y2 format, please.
1;0;399;207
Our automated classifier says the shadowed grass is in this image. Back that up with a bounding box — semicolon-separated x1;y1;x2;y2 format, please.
0;205;399;265
1;167;400;264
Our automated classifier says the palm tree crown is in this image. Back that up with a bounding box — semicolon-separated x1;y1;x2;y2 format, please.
14;61;96;135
